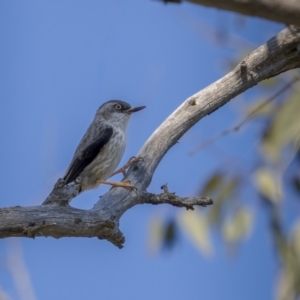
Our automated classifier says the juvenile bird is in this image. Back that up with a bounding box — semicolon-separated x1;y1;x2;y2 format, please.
63;100;145;192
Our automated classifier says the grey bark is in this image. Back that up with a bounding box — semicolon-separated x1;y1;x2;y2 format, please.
0;26;300;248
167;0;300;28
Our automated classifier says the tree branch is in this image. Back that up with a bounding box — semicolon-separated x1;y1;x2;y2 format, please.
0;205;125;248
0;189;212;248
163;0;300;28
1;26;300;247
140;184;213;209
189;75;300;155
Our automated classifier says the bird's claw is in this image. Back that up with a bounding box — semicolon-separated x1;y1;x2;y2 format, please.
111;156;143;177
109;180;137;191
97;179;137;190
120;180;137;190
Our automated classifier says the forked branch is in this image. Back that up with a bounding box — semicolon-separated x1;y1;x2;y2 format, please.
0;26;299;247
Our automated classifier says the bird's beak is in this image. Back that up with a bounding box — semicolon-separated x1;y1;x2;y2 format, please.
124;106;146;114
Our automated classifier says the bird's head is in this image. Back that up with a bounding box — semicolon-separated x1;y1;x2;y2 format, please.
95;100;146;128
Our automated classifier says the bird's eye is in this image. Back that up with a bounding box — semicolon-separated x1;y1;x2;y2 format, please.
115;104;122;110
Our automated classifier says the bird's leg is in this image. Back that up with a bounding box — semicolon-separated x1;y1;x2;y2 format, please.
110;156;142;177
99;156;143;190
96;180;137;190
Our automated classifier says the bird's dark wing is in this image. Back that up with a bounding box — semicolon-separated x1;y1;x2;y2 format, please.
64;127;113;184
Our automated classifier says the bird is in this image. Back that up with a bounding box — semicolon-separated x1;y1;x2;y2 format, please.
63;100;146;193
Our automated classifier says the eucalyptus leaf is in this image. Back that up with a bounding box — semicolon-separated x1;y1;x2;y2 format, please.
178;210;213;256
253;168;283;203
222;208;254;243
262;87;300;163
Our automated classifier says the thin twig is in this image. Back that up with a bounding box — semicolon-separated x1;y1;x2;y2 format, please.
189;76;300;155
140;185;213;210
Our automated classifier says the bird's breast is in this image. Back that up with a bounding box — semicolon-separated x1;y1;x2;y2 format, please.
101;129;127;175
79;128;127;189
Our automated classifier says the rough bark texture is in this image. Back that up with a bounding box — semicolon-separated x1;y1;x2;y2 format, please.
166;0;300;28
0;26;300;248
0;190;212;248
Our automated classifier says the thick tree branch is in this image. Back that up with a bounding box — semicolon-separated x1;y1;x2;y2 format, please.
1;26;300;247
0;205;125;247
0;191;212;248
164;0;300;28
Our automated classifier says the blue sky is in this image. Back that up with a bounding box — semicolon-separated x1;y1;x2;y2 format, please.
0;1;285;299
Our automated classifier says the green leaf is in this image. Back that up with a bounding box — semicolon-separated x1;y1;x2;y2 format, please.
292;221;300;257
253;167;283;203
200;173;224;196
277;221;300;300
262;87;300;163
222;207;254;243
162;220;177;250
178;210;213;256
147;217;178;253
200;173;239;225
147;216;164;254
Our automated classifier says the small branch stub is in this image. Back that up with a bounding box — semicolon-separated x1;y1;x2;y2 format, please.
140;184;213;210
161;183;173;194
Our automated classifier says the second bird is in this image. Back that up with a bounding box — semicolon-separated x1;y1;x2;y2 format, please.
63;100;146;192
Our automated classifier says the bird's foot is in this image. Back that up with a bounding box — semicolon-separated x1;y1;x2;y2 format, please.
111;156;143;177
97;180;137;190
